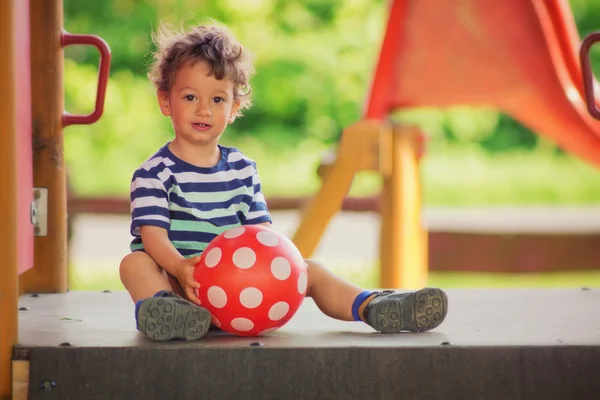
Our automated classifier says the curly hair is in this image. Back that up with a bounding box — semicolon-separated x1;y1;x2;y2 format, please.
148;24;254;116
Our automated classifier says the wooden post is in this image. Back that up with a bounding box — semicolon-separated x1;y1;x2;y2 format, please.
379;125;428;289
292;120;388;257
0;0;18;396
292;120;427;289
20;0;68;293
11;361;29;400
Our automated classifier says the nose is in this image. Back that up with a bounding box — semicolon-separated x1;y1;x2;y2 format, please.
196;100;212;117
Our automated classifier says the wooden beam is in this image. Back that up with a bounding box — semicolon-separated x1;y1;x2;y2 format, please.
66;195;381;215
292;120;390;258
0;0;18;396
20;0;68;293
11;361;29;400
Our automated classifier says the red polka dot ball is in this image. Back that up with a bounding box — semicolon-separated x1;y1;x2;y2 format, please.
194;224;308;336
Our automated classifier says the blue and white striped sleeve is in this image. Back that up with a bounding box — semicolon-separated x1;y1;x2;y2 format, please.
129;168;170;236
244;164;272;225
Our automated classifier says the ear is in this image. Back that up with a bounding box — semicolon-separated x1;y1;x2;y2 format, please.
157;90;171;116
228;99;241;124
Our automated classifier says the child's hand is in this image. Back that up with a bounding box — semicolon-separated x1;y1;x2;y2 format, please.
174;256;202;306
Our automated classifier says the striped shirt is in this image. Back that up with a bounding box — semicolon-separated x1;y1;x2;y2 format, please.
129;143;272;257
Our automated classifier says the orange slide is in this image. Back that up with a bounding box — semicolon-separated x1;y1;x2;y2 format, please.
363;0;600;167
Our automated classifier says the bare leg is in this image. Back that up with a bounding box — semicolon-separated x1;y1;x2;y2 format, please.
305;259;448;333
119;251;184;303
305;259;375;322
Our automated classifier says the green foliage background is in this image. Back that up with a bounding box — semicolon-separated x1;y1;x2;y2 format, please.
62;0;600;204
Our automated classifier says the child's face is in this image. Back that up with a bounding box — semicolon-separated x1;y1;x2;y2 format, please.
158;61;240;148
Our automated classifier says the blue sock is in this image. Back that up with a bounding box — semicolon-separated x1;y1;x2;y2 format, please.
351;290;376;321
134;299;144;331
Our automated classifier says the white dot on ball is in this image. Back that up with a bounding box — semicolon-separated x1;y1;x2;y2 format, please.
207;286;227;308
256;231;279;247
232;247;256;269
212;316;221;328
239;287;263;309
297;271;308;294
268;302;290;321
231;317;254;332
204;248;222;268
271;257;291;280
224;226;245;239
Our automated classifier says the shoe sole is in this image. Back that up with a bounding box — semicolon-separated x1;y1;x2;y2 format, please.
370;288;448;333
137;297;211;341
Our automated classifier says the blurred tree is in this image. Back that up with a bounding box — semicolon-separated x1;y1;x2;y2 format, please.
64;0;387;146
62;0;600;159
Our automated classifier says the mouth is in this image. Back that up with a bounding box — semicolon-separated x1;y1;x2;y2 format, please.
192;122;212;131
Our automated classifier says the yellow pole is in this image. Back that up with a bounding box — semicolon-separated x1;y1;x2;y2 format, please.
0;0;19;396
292;120;388;257
20;0;68;293
379;125;427;289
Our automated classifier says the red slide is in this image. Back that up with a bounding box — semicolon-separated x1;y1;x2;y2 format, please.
364;0;600;167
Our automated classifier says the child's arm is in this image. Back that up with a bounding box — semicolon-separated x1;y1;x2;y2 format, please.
140;225;186;274
141;225;201;305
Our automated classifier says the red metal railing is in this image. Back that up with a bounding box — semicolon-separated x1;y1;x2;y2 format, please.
580;32;600;120
61;30;111;127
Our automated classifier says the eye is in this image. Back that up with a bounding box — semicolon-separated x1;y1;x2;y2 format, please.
184;95;196;102
213;97;224;104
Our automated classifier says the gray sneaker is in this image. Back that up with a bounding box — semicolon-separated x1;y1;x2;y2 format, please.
363;288;448;333
136;290;211;341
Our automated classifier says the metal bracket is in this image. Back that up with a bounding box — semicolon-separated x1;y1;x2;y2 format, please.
32;188;48;236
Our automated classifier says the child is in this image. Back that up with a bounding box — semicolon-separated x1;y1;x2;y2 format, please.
119;23;448;341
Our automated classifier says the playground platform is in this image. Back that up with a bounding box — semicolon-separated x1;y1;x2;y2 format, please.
14;288;600;399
